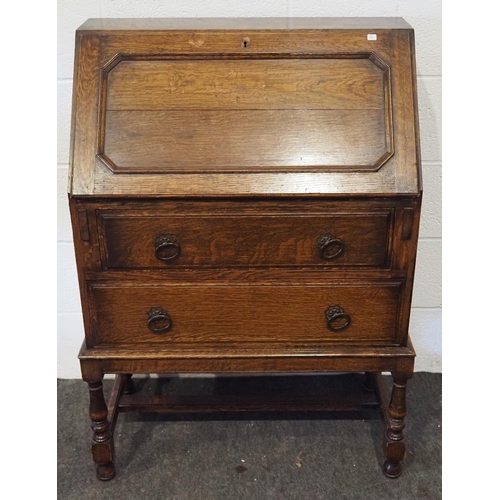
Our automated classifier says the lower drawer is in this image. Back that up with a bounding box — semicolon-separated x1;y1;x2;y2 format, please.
88;281;403;346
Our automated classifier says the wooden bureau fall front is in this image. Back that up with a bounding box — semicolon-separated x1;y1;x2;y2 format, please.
68;18;422;480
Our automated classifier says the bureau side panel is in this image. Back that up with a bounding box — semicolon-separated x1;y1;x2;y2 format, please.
392;196;422;343
69;198;102;349
69;33;101;196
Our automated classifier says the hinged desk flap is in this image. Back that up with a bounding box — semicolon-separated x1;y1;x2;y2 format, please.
69;19;421;197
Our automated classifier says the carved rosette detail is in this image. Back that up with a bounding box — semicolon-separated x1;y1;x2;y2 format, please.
154;233;176;246
148;306;168;320
325;305;344;320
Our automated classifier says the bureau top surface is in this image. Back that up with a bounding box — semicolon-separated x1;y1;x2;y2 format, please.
69;18;421;198
77;17;414;31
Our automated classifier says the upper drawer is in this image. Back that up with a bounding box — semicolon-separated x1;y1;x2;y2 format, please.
97;210;393;269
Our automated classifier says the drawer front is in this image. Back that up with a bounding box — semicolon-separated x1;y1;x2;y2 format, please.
97;211;392;269
89;281;402;346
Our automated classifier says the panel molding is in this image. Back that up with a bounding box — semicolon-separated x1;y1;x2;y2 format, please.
96;51;394;174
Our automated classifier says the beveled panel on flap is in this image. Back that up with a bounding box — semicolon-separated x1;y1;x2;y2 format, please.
98;54;394;174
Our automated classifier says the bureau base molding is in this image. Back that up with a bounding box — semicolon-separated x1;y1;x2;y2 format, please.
80;341;415;373
79;338;415;481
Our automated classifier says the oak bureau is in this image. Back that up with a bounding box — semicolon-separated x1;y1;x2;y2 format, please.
68;17;422;481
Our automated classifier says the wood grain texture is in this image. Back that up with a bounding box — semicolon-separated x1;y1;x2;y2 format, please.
68;24;420;196
409;29;423;193
78;338;416;374
88;281;402;346
69;199;102;350
106;59;383;111
383;369;412;478
392;198;422;341
98;31;395;59
92;169;400;196
69;33;100;195
100;55;391;173
98;356;410;375
87;379;115;481
75;197;412;214
70;19;421;480
103;109;387;172
79;337;416;360
78;18;414;31
97;210;392;269
391;30;420;193
106;374;124;434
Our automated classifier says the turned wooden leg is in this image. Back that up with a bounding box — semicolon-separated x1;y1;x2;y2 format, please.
383;372;410;478
87;380;115;480
122;374;135;395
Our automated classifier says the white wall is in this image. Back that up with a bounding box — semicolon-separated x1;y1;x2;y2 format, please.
57;1;442;377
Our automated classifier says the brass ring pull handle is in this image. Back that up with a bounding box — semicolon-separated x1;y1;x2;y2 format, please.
325;305;351;331
147;306;172;333
317;233;344;260
154;233;180;261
